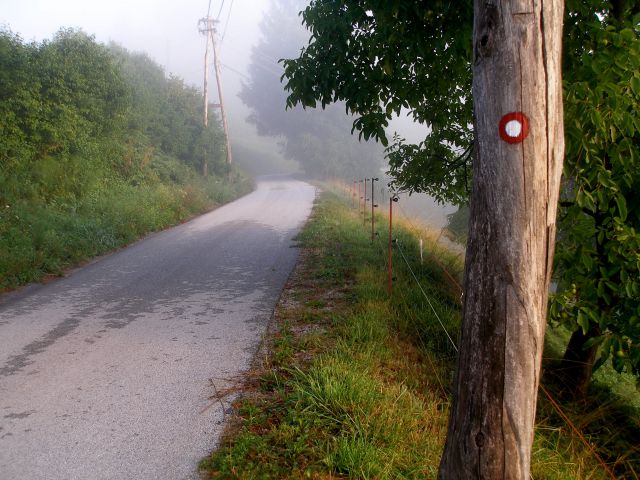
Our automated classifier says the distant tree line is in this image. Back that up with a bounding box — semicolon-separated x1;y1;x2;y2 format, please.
239;0;384;180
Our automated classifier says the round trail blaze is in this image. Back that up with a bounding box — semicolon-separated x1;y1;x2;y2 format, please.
499;112;530;144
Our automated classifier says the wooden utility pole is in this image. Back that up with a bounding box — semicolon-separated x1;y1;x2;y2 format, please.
371;177;378;242
439;1;565;478
203;41;209;130
212;31;232;166
199;17;214;177
363;178;368;224
198;16;232;172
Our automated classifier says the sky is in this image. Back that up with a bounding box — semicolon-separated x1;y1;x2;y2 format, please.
0;0;265;87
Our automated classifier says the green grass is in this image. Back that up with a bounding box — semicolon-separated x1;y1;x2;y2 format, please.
0;163;253;291
200;189;638;479
541;324;640;478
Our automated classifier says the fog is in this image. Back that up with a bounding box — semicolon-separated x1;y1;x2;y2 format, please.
1;0;287;169
1;0;265;86
1;0;456;228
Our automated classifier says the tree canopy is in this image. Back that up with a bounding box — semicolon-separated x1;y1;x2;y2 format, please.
282;2;474;203
282;0;640;393
551;3;640;391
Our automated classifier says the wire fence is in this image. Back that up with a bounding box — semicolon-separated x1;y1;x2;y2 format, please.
395;240;458;352
371;229;451;398
337;177;619;479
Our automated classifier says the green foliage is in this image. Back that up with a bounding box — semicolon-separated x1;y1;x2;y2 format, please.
0;29;129;204
0;28;247;290
282;1;473;203
550;6;640;378
282;1;640;388
239;0;384;179
0;161;251;291
109;45;228;176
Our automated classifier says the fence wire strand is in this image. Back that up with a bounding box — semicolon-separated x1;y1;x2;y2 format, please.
373;232;450;398
395;240;459;353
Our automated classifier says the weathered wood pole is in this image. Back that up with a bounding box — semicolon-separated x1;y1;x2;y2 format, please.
363;178;368;224
439;1;565;478
202;35;210;177
211;32;233;167
388;196;394;295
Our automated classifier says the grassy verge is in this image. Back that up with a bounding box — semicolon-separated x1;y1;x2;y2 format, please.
200;189;637;479
0;165;253;291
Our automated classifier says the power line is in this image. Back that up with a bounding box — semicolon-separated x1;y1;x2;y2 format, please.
538;384;617;480
347;180;616;477
393;200;463;301
369;210;451;397
357;177;459;355
221;0;234;43
216;0;226;20
221;62;250;81
252;48;282;67
251;57;283;77
206;0;213;18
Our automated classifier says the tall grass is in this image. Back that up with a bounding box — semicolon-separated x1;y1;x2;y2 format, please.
0;164;252;291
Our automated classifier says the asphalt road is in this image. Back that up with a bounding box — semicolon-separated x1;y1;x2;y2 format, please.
0;176;316;480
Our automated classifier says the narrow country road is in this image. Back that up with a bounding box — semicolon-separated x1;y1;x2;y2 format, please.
0;176;316;480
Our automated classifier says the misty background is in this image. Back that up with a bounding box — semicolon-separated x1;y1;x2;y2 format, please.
1;0;455;227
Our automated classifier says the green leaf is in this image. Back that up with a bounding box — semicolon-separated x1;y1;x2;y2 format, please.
625;281;635;298
581;253;594;270
615;194;628;221
577;310;590;334
584;334;605;350
631;76;640;96
620;28;635;44
383;58;393;76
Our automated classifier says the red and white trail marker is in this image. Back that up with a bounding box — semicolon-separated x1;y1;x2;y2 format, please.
499;112;530;144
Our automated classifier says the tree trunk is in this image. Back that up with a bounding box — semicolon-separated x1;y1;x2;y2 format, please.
439;1;565;479
559;326;601;400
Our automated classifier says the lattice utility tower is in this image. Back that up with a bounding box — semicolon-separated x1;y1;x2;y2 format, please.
198;16;232;174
